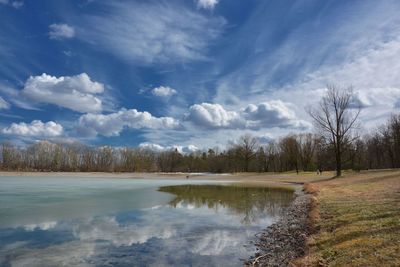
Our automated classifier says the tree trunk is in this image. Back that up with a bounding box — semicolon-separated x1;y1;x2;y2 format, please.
336;146;342;177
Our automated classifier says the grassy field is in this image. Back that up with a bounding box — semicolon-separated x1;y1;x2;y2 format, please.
295;170;400;267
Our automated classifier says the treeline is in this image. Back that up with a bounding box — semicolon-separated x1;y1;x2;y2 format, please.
1;114;399;173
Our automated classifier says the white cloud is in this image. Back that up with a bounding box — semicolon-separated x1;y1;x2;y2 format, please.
139;143;199;154
190;230;240;256
152;86;177;98
48;23;75;40
78;2;225;64
0;83;36;110
351;87;400;108
186;103;243;129
0;96;10;109
21;73;104;113
302;37;400;92
78;108;182;137
197;0;219;10
207;1;400;138
73;216;176;246
2;120;63;137
185;144;200;153
23;221;57;231
186;101;307;130
242;101;302;128
139;143;166;152
275;37;400;129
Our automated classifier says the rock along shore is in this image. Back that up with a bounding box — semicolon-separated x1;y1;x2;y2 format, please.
246;188;313;267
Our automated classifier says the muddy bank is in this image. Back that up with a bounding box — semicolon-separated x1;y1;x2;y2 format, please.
246;188;313;266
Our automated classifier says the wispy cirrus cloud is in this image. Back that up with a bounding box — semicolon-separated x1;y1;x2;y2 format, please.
77;1;225;64
270;35;400;130
0;96;10;109
3;0;400;148
48;23;75;40
196;0;219;10
208;0;400;134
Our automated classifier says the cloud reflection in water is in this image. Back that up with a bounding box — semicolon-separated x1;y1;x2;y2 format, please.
0;184;294;267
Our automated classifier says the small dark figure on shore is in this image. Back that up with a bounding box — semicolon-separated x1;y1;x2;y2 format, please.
186;175;189;179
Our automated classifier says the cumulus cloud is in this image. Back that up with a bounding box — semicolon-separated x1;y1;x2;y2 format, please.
2;120;63;137
186;101;307;130
78;108;181;137
152;86;177;98
21;73;104;113
242;101;300;128
184;144;200;153
186;103;243;129
197;0;219;10
0;96;10;109
139;143;199;154
48;23;75;40
138;143;166;152
78;2;225;64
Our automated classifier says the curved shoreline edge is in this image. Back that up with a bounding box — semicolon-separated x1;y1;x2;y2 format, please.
246;186;314;267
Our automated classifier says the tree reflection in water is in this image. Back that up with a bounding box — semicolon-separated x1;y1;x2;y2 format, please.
158;185;295;224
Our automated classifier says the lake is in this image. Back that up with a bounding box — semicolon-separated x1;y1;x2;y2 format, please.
0;176;294;267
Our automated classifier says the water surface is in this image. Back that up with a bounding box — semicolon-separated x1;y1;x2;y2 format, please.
0;176;294;266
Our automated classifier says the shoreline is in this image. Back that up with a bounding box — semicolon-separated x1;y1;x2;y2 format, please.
246;187;313;266
0;171;332;188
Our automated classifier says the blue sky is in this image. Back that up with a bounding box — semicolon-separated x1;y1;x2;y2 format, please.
1;0;400;151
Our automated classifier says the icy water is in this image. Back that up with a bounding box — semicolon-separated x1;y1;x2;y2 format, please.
0;176;294;267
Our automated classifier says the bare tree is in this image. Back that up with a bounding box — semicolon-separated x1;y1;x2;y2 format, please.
237;134;259;172
265;141;279;172
308;85;360;176
279;135;300;173
255;146;267;172
297;133;317;171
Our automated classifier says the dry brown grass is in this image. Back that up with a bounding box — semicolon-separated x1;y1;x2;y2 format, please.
294;170;400;267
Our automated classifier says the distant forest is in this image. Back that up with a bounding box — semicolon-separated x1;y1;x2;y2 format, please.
1;113;399;173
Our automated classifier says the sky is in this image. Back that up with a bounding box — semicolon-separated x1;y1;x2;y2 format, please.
1;0;400;152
